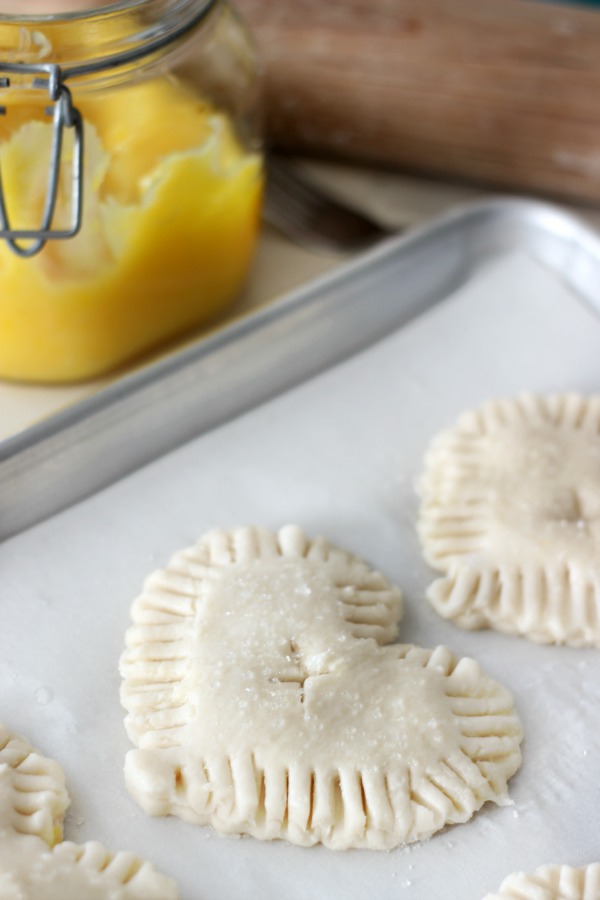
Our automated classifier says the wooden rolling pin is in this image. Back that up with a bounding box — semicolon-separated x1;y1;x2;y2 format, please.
236;0;600;204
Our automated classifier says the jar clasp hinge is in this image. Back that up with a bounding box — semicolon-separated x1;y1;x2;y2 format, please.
0;62;83;258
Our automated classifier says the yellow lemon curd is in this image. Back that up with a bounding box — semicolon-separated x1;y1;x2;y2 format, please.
0;77;263;382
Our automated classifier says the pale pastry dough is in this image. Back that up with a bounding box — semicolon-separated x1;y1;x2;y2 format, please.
0;722;68;846
419;393;600;646
120;524;522;850
482;863;600;899
0;723;178;900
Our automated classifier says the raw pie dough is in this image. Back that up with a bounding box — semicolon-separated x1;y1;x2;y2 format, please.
0;722;178;900
419;393;600;646
120;524;522;850
482;863;600;899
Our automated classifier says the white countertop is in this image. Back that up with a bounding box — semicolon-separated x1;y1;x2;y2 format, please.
2;161;600;442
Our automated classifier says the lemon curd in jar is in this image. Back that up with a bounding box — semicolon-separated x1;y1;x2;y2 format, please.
0;0;263;382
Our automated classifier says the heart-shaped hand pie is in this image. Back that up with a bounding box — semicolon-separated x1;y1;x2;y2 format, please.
121;525;522;850
419;393;600;646
482;863;600;899
0;721;68;847
0;722;178;899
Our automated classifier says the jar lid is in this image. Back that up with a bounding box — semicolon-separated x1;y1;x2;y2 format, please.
0;0;211;17
0;1;218;77
0;1;115;13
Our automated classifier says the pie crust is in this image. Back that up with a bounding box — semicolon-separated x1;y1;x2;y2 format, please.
419;394;600;645
121;524;522;849
482;863;600;899
0;722;178;899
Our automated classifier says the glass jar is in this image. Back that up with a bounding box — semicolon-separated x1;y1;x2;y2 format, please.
0;0;263;382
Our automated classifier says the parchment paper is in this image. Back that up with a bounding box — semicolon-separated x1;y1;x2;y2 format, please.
2;250;599;900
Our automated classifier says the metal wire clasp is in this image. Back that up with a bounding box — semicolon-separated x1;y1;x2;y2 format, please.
0;63;83;258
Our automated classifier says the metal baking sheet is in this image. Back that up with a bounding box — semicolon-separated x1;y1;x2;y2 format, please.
2;201;600;900
2;198;600;542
